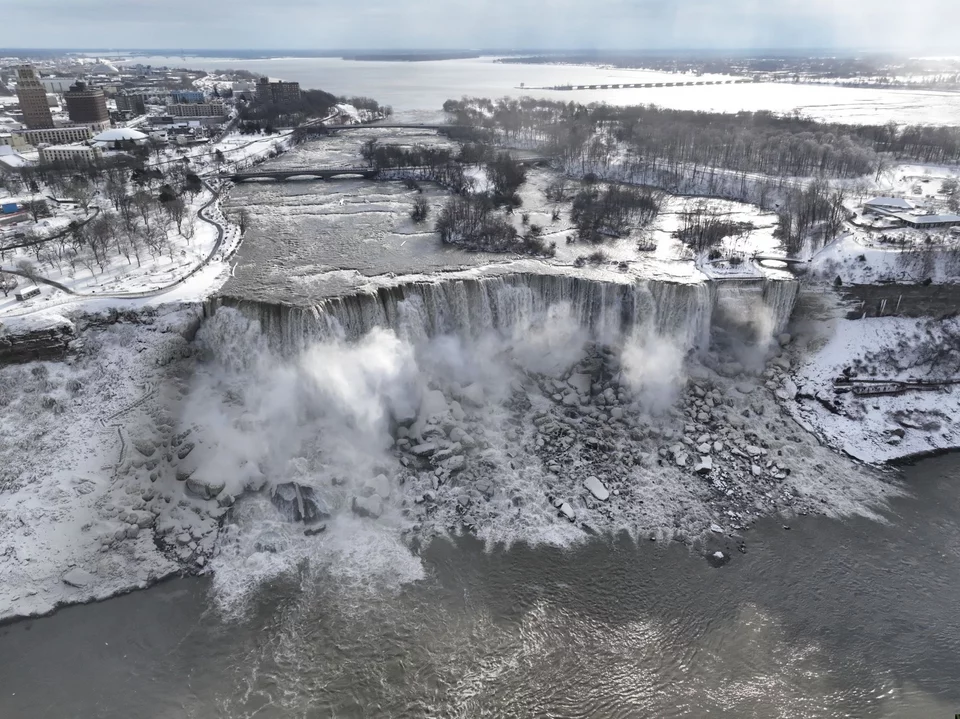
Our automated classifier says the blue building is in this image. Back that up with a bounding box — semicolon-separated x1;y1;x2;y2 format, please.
169;90;204;104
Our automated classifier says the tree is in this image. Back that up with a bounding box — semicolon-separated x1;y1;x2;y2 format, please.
411;196;429;223
238;208;250;234
23;200;52;222
67;180;93;215
486;152;527;202
15;259;39;285
163;197;187;234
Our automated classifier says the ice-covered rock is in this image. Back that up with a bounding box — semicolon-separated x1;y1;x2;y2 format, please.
777;333;792;347
710;523;723;534
367;473;391;499
411;442;437;456
352;495;384;519
450;400;466;421
676;452;689;468
558;502;575;521
694;456;713;474
186;475;225;500
460;383;485;406
567;373;592;395
62;567;94;588
583;476;610;501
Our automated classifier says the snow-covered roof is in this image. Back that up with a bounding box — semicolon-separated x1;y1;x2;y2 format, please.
894;212;960;225
864;196;914;209
92;127;147;143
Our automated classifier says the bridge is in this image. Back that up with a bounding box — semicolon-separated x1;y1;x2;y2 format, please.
752;254;809;267
319;123;455;131
531;78;755;92
222;156;553;183
223;167;379;182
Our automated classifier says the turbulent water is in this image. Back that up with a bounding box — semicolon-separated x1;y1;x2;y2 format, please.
1;453;958;719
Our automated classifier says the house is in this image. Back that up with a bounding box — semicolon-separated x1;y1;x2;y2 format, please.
863;197;915;213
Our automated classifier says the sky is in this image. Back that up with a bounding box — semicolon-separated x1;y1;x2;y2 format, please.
2;0;960;52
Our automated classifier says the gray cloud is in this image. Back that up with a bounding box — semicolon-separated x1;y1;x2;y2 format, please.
2;0;959;50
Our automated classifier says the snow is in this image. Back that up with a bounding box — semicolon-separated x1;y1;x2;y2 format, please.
0;304;221;622
788;313;960;464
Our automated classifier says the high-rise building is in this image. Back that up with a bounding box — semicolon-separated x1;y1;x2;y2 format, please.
255;77;301;104
15;65;54;130
115;93;147;115
165;101;226;118
64;81;110;127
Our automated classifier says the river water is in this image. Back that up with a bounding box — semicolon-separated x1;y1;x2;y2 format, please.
0;454;957;718
123;54;960;125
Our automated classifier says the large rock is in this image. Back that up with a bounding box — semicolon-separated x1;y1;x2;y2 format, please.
352;495;384;519
410;441;438;456
694;456;713;474
366;473;391;499
567;373;592;395
186;475;226;500
583;476;610;501
558;502;576;522
271;482;331;523
420;389;449;421
62;567;95;588
460;383;485;407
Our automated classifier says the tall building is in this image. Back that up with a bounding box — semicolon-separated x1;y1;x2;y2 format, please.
115;93;147;115
170;90;204;104
255;77;301;104
64;81;110;127
15;65;54;130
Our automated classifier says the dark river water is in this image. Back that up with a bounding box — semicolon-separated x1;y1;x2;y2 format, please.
1;455;958;718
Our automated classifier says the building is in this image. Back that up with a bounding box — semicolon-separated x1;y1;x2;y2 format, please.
38;144;103;166
15;125;93;147
863;197;915;213
170;90;205;104
232;80;256;99
39;77;77;94
15;65;54;130
0;132;30;151
91;127;148;148
165;102;226;118
64;81;110;127
115;93;147;115
892;212;960;229
256;77;301;104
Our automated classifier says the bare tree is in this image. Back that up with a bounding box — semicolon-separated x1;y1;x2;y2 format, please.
15;259;39;285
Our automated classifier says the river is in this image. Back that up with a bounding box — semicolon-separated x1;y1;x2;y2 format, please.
0;453;957;718
120;54;960;126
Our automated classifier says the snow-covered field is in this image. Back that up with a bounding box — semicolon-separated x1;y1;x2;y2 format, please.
788;303;960;464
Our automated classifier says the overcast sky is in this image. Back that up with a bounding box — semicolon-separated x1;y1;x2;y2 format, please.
3;0;959;51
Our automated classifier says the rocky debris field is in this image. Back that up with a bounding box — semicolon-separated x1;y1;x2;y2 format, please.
389;332;896;560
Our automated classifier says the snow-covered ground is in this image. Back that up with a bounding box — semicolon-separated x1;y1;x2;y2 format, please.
785;298;960;463
0;305;222;621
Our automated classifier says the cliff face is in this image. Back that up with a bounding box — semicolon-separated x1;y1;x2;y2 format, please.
0;320;76;365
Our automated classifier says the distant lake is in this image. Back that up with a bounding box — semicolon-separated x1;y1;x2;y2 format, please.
121;55;960;125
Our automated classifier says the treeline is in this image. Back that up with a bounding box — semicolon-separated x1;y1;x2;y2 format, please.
241;88;339;128
444;96;960;172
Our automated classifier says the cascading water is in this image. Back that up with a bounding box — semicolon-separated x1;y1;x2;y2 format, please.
206;273;798;354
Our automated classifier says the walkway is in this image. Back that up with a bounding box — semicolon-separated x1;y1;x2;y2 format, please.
0;180;231;318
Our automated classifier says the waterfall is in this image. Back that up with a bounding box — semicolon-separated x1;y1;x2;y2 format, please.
206;274;799;353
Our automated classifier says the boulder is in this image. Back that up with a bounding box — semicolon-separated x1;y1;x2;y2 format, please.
610;407;624;420
450;401;466;421
352;494;384;519
186;475;226;500
271;482;331;523
420;389;449;421
62;567;95;588
694;456;713;474
410;442;438;456
567;373;592;395
367;473;391;499
460;383;485;407
771;356;791;371
583;476;610;501
777;333;792;347
710;523;723;534
558;502;576;522
675;452;690;468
